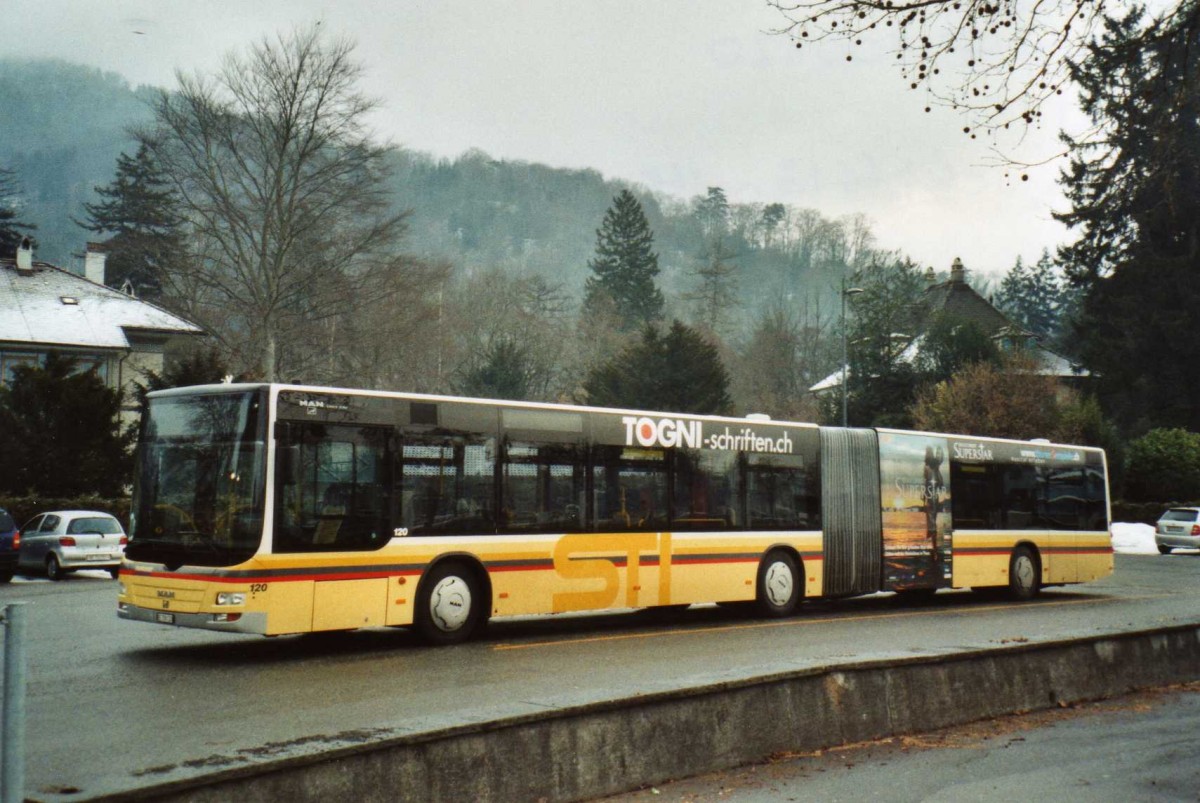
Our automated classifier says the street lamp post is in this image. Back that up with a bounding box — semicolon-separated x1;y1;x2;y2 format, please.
841;280;864;428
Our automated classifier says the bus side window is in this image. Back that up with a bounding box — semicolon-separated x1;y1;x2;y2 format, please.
592;445;667;532
501;441;587;533
673;448;738;530
950;462;1005;530
273;424;393;552
400;435;496;536
745;453;817;530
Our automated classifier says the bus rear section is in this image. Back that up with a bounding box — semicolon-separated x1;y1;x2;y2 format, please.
873;430;1112;598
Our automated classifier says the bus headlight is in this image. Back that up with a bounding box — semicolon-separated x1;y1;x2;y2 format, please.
216;592;246;606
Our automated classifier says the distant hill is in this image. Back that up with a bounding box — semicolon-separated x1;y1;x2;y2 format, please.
0;58;864;331
0;60;157;266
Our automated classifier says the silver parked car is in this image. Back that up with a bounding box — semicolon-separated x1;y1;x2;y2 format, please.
1154;507;1200;555
17;511;127;580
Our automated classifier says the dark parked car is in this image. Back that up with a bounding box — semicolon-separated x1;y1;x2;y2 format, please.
0;508;18;583
17;511;126;580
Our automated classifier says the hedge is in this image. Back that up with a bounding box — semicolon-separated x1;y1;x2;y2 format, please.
1111;500;1197;526
0;496;130;530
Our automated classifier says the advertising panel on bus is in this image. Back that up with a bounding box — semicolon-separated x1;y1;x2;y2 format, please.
878;431;953;590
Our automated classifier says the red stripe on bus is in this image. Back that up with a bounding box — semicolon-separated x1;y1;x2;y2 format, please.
125;549;830;583
126;568;424;584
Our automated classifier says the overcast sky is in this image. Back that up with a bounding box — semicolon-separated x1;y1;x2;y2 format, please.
10;0;1083;278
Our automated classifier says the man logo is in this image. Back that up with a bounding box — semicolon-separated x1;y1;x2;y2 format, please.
622;416;702;449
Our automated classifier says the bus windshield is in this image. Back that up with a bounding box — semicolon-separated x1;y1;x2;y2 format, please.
127;390;266;568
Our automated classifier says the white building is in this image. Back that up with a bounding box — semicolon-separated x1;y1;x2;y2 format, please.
0;239;204;428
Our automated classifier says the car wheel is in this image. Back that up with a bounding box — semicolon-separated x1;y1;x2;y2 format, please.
755;550;802;618
414;561;487;645
1007;546;1040;601
0;570;12;584
46;554;64;581
1158;545;1173;555
109;566;121;579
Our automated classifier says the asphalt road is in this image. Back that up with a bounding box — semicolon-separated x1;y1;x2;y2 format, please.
600;683;1200;802
2;553;1199;801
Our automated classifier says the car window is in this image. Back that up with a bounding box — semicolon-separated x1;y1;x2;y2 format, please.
40;515;61;533
23;515;44;533
67;517;122;535
0;511;14;531
1161;509;1200;522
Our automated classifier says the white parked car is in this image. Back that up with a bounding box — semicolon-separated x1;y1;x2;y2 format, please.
17;511;127;580
1154;507;1200;555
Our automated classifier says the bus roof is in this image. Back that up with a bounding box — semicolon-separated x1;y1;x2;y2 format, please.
145;382;1100;453
145;382;821;431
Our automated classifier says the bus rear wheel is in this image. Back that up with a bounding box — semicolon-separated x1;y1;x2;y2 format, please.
755;551;801;618
1007;546;1041;601
415;562;486;645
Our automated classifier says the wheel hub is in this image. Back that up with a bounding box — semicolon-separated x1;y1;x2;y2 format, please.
1015;556;1034;589
764;560;794;607
430;575;472;632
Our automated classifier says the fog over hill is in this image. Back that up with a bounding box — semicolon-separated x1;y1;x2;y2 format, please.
0;58;918;331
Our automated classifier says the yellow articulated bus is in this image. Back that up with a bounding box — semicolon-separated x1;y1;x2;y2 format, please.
116;383;1113;644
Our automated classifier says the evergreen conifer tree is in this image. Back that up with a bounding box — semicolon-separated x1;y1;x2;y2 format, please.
583;320;732;414
838;258;926;427
686;237;739;336
1056;5;1200;432
582;190;664;331
993;249;1071;343
0;167;36;258
0;353;133;496
693;186;730;240
80;143;185;296
454;338;537;401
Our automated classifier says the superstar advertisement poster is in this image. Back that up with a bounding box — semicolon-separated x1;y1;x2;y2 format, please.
878;431;953;589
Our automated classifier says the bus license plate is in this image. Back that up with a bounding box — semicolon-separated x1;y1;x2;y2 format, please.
156;613;175;624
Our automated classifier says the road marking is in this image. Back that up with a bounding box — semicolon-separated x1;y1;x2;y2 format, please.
492;593;1174;652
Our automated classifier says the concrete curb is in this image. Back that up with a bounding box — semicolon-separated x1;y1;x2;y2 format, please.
98;623;1200;802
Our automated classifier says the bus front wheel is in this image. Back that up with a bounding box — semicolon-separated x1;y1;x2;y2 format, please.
755;551;801;618
415;562;486;645
1007;546;1041;601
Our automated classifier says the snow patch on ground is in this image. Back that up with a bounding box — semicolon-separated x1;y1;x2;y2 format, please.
1112;522;1161;554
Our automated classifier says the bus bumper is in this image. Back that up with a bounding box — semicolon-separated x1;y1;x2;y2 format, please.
117;602;268;634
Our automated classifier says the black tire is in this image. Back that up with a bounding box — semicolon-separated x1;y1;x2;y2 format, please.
0;570;12;584
754;550;801;618
1007;546;1040;601
1158;545;1173;555
46;554;65;581
109;566;121;579
636;604;690;623
414;561;487;645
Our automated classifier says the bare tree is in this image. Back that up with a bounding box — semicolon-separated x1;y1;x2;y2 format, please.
445;268;575;401
685;237;740;338
142;25;428;381
910;352;1065;439
733;300;833;420
769;0;1169;132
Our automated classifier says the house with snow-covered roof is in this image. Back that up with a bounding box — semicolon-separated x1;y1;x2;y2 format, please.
810;257;1086;396
0;238;204;427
